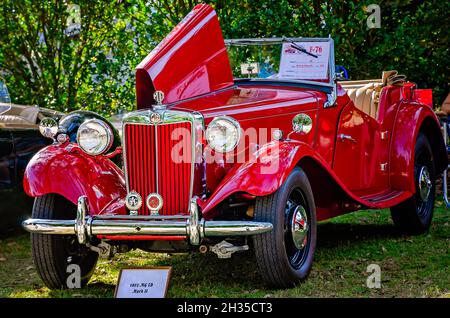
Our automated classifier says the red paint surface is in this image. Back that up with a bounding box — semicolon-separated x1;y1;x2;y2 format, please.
23;143;127;216
414;89;433;108
136;4;233;107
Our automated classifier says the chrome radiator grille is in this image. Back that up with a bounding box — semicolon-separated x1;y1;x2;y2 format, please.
123;121;192;215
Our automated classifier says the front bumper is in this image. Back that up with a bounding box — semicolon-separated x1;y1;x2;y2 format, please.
22;196;273;245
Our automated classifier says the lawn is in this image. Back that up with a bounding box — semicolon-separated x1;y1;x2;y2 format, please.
0;202;449;298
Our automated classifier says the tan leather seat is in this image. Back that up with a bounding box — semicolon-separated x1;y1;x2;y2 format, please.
339;70;406;119
344;82;381;118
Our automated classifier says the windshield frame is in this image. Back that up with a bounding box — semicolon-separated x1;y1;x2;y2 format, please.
224;37;337;107
0;79;12;115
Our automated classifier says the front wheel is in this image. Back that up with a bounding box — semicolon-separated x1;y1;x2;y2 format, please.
253;167;317;288
31;194;98;289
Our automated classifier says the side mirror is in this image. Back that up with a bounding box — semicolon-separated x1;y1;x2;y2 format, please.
292;114;313;134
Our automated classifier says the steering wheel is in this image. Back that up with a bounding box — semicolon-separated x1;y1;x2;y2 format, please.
335;65;349;80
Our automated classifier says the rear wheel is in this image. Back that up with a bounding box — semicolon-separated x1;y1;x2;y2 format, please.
31;194;98;289
390;133;436;234
253;167;316;288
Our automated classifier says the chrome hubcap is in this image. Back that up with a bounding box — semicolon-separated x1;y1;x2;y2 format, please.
418;166;432;201
291;205;309;249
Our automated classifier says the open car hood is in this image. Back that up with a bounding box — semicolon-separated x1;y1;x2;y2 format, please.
135;4;234;108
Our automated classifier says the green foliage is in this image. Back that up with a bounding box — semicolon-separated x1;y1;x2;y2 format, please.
0;0;175;116
211;0;450;105
0;0;448;116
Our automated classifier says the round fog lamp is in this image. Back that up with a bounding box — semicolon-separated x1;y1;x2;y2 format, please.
39;117;58;138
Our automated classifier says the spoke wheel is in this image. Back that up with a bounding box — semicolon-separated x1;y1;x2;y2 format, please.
253;167;317;288
284;188;310;270
391;133;436;234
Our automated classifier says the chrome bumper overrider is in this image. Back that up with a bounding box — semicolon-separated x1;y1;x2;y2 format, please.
22;196;273;245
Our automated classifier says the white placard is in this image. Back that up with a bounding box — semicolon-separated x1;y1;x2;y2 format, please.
240;62;260;75
115;267;172;298
279;41;330;80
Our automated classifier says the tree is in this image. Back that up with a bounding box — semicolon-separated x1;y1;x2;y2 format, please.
0;0;172;115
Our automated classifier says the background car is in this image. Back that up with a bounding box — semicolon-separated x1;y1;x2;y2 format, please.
0;80;63;234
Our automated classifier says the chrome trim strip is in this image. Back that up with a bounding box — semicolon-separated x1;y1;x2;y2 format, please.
202;221;274;236
154;123;159;193
75;196;88;244
187;197;200;245
92;215;190;220
23;219;75;235
22;218;273;239
22;196;273;245
224;37;334;46
225;37;337;108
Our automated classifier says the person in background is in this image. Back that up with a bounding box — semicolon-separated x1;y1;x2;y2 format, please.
436;92;450;116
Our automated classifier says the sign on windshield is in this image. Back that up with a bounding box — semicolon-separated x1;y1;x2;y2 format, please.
279;41;330;80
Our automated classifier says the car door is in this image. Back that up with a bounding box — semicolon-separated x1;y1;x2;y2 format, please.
332;103;388;194
11;128;49;191
0;129;14;190
0;129;18;230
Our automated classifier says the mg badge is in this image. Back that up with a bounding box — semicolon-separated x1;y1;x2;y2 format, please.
125;191;142;215
153;90;165;105
150;112;161;124
146;193;163;215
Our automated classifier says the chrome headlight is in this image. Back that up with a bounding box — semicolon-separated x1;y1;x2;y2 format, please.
76;119;113;155
205;116;241;153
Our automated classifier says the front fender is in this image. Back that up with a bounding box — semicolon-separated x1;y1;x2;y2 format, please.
24;143;126;215
200;141;330;217
390;102;447;192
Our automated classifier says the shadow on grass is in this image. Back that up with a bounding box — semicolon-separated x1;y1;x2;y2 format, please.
121;221;406;296
47;282;116;298
317;222;402;249
0;227;27;240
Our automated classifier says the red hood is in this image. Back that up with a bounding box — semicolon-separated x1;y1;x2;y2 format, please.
135;4;234;108
168;84;322;122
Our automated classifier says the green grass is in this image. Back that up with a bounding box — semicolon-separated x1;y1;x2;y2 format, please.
0;202;449;298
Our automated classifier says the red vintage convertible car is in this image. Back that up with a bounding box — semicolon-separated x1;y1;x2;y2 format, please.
23;4;446;289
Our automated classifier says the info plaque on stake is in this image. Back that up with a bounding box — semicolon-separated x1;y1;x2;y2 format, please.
115;267;172;298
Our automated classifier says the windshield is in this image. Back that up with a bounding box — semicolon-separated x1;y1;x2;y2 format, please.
0;80;11;115
225;38;332;83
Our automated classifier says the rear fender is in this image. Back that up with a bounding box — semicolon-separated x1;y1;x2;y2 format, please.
390;102;447;192
24;143;127;215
